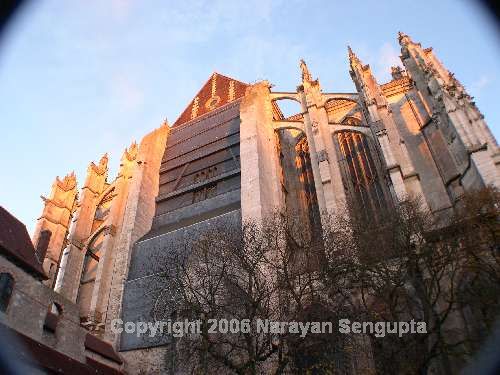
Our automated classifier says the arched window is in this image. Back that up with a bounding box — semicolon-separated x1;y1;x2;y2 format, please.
335;131;390;220
77;227;108;320
0;273;14;312
341;116;362;126
294;136;322;237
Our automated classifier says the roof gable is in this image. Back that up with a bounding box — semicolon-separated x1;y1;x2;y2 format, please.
173;72;248;127
0;206;47;279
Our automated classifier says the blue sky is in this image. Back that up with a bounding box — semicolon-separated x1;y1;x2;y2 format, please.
0;0;498;234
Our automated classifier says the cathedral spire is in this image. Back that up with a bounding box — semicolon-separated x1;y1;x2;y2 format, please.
348;46;387;109
299;59;312;82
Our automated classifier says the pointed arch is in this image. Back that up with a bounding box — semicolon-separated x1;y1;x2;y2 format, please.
333;130;392;220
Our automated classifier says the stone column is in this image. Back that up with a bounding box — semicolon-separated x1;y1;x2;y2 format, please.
298;59;347;217
88;144;139;328
32;173;77;288
104;124;170;345
297;90;328;217
54;155;109;302
309;101;347;215
348;47;431;206
240;81;285;223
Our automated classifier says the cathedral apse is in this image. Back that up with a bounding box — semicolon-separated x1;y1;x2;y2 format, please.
28;33;499;373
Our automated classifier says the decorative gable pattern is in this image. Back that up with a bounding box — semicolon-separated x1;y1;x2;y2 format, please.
173;72;248;127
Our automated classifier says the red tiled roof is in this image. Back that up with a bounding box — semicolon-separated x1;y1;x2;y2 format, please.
173;72;248;127
0;206;47;280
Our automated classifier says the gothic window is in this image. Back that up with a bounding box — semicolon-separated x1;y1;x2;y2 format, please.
77;230;104;319
192;166;218;203
92;188;114;233
295;137;321;234
336;131;389;220
192;183;217;203
296;138;317;210
193;167;217;184
193;171;205;184
341;116;362;126
0;273;14;312
80;245;100;286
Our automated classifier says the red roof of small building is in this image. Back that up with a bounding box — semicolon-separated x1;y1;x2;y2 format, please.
0;206;47;280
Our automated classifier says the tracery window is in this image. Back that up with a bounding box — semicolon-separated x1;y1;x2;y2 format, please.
296;138;317;211
191;166;219;203
336;131;389;220
192;183;217;203
295;137;321;235
77;230;104;319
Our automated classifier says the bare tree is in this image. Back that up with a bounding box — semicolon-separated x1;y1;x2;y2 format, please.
450;187;500;351
149;214;355;374
146;188;499;375
326;189;500;375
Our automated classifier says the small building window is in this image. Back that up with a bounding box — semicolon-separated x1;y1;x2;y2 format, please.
44;302;63;332
0;273;14;312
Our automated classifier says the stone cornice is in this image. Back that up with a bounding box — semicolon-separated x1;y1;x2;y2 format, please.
36;215;70;229
380;77;412;98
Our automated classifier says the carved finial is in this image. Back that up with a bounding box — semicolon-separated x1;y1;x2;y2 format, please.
228;80;235;102
65;171;76;184
398;31;412;46
55;172;77;191
391;66;405;80
99;153;108;168
211;72;217;97
162;117;169;127
191;96;200;119
299;59;312;82
123;141;139;162
347;46;361;67
347;45;354;58
89;153;109;175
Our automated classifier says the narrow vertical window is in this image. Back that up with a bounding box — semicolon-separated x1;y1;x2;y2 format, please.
336;131;389;220
0;273;14;312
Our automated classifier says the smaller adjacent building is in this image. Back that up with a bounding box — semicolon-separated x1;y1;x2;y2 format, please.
0;206;125;374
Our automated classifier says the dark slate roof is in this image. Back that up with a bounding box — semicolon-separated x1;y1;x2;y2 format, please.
173;72;248;127
0;206;47;280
